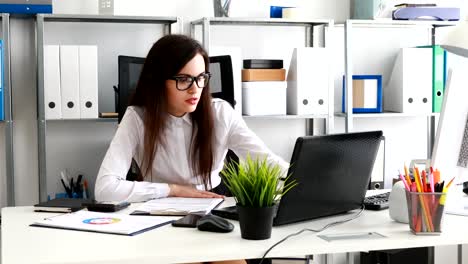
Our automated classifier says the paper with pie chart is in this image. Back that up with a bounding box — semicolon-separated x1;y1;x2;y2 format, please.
31;210;178;235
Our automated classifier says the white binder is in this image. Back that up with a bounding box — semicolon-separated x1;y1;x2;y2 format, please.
287;47;330;115
44;45;62;119
79;46;99;119
60;45;80;119
384;47;432;114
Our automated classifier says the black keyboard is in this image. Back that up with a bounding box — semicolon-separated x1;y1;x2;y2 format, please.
364;192;390;210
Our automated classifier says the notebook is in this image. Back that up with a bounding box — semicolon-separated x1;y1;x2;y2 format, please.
130;197;224;216
30;211;177;236
34;198;93;213
212;131;383;226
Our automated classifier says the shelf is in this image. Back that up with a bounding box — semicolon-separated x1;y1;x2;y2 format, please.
335;112;439;118
341;19;458;27
45;118;118;123
243;114;328;120
191;17;333;27
39;14;179;24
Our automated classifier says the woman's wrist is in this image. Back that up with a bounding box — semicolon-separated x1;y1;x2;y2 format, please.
168;184;177;197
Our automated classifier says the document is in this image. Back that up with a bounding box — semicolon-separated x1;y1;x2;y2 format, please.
31;211;177;236
131;197;224;216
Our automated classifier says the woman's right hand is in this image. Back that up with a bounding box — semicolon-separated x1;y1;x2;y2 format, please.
168;184;224;198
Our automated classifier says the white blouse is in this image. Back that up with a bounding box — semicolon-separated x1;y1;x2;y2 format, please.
95;99;289;202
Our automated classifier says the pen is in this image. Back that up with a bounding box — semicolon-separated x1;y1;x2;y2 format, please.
61;179;72;197
76;175;83;196
70;178;74;198
84;180;90;200
60;171;69;189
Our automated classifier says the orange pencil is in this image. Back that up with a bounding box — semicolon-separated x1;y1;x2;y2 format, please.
404;164;412;186
433;169;440;184
421;170;428;192
446;177;456;189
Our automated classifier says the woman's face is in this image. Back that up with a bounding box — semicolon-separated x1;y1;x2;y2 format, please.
166;53;206;117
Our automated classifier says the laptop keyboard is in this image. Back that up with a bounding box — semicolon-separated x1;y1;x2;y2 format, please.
364;192;390;210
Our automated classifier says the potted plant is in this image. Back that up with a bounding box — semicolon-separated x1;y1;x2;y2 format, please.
221;154;297;240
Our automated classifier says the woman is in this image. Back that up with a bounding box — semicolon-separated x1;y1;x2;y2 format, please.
95;34;287;207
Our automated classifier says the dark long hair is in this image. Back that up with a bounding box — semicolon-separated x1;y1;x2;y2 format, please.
130;34;214;189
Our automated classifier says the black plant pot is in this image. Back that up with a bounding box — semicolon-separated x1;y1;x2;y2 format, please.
237;204;276;240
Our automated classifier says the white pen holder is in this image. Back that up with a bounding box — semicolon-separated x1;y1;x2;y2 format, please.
389;180;409;223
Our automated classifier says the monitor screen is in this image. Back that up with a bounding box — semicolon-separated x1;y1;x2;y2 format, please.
118;55;145;123
209;55;234;107
209;62;223;93
431;57;468;184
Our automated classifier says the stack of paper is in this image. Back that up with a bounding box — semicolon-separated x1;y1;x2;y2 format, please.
131;197;224;216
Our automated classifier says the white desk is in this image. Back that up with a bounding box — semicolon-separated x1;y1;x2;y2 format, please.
2;197;468;264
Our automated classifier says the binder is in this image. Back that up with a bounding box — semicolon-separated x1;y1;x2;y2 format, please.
287;47;329;115
432;45;445;113
31;210;175;236
384;47;432;114
60;45;80;119
0;0;52;14
0;39;3;121
418;45;446;113
78;45;99;119
43;45;62;119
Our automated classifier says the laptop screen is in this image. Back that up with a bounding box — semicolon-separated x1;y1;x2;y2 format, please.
273;131;383;226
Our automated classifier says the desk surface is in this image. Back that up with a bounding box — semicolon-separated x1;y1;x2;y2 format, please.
2;193;468;264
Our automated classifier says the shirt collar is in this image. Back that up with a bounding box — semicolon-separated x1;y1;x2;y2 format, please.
168;113;192;126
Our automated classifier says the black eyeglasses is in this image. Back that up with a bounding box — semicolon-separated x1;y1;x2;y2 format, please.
169;72;211;91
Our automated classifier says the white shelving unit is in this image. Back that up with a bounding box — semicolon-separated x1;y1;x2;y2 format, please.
35;14;180;202
190;17;335;135
341;19;457;159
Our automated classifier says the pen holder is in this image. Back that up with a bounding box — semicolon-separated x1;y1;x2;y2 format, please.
405;190;446;235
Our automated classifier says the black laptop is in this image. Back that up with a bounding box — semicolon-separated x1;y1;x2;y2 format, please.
212;131;383;226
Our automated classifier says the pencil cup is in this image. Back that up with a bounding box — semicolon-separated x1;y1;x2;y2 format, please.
405;191;446;235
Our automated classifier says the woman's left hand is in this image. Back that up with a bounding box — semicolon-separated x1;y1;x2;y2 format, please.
168;184;224;198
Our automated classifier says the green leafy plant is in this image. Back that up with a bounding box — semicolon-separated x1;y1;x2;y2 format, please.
221;154;297;207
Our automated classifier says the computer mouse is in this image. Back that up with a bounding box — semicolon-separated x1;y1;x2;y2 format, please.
463;181;468;195
196;214;234;233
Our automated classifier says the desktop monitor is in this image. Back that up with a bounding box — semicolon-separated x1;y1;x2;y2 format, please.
117;55;145;123
208;55;235;108
116;55;236;123
431;57;468;184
